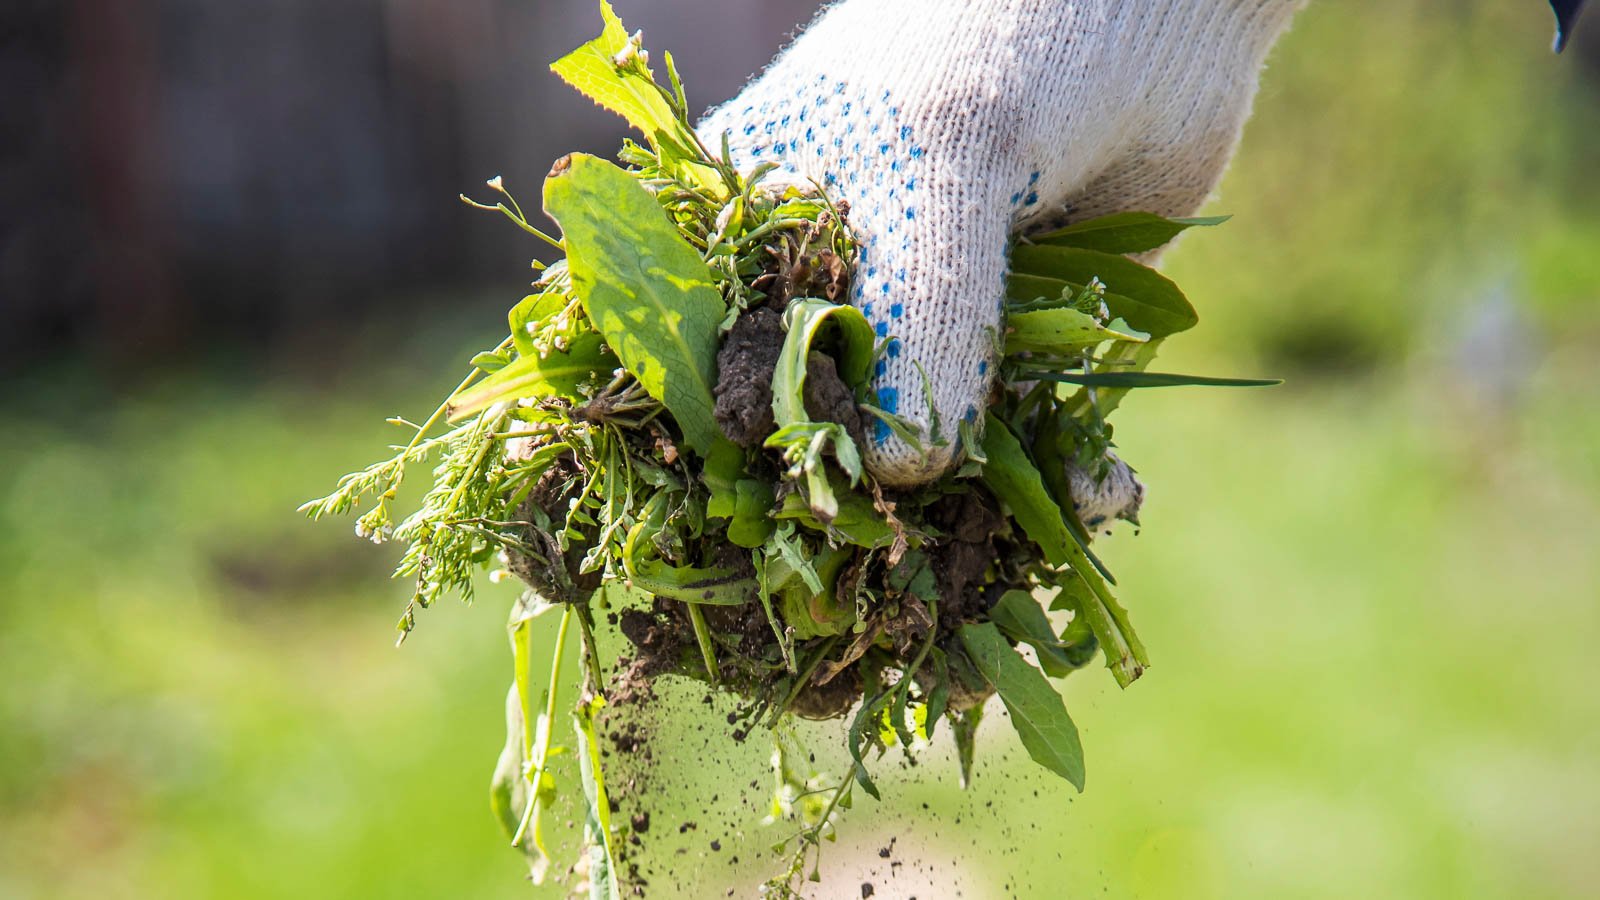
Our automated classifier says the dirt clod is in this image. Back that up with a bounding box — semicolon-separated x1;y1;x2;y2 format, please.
713;306;785;448
803;350;868;453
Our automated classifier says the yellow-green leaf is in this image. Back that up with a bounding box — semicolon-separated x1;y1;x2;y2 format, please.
448;332;616;420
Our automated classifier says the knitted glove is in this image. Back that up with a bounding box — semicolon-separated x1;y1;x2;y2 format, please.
699;0;1305;486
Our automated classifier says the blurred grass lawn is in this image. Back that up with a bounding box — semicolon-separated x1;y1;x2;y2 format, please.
3;1;1598;897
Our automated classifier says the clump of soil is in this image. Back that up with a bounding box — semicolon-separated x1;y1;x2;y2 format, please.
713;306;786;448
803;350;868;454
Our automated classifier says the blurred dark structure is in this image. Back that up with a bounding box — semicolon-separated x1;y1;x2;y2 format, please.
0;0;821;375
4;0;1595;378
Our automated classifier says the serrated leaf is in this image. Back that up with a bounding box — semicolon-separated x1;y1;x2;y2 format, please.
847;689;891;800
1009;246;1198;337
544;154;723;454
448;332;616;420
1029;211;1229;255
549;2;718;190
1050;550;1150;689
988;590;1082;678
959;622;1085;790
550;2;686;154
1006;307;1149;355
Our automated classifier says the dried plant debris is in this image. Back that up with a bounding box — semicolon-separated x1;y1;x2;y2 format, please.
301;3;1277;895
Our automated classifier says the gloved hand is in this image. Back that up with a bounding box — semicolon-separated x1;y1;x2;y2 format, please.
698;0;1308;487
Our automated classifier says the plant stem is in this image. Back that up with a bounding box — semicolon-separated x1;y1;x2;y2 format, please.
687;604;721;685
512;603;572;849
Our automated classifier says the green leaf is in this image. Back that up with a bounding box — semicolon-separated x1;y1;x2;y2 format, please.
775;544;856;639
544;154;724;455
776;473;897;550
622;498;753;605
1006;307;1150;355
847;689;892;800
471;350;511;374
959;622;1085;790
550;3;689;156
448;333;616;420
1028;211;1229;255
988;590;1083;678
574;696;623;900
1029;407;1117;585
702;437;744;520
1025;371;1282;389
951;705;983;790
1050;552;1150;689
771;298;878;427
764;299;875;520
1009;246;1198;337
728;479;777;548
549;3;718;192
978;413;1073;568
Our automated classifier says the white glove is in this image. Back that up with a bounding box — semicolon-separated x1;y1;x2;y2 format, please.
700;0;1305;486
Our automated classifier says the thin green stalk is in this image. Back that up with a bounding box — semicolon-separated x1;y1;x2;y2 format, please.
687;603;721;685
511;603;572;849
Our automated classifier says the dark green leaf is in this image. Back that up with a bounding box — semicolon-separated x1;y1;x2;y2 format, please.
1028;211;1229;255
959;622;1085;790
544;154;724;454
951;705;983;790
847;689;891;800
923;647;950;741
728;479;777;548
1026;371;1282;389
702;437;744;519
1009;246;1198;337
979;413;1073;568
988;590;1082;678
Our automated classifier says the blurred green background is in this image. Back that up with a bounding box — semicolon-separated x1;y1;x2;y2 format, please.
3;1;1598;897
